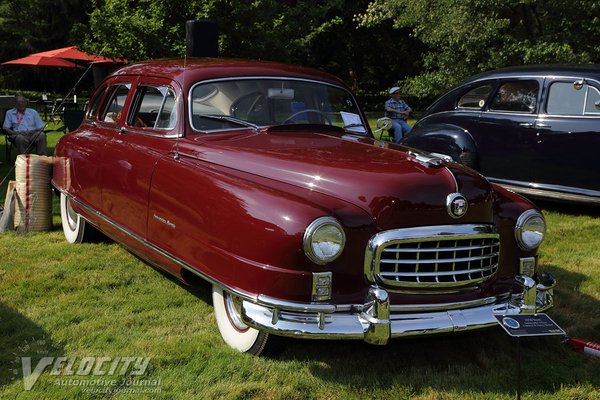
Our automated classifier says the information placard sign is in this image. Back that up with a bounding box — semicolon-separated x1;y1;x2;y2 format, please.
495;314;565;337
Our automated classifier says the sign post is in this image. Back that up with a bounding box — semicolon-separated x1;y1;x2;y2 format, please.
495;313;566;400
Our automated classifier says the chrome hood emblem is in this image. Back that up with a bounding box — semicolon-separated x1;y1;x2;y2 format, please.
447;193;468;218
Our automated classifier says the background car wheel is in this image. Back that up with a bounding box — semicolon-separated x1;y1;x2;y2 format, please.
60;193;97;243
212;286;274;355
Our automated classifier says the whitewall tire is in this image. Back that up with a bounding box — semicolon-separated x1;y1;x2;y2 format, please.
60;193;94;243
212;285;271;355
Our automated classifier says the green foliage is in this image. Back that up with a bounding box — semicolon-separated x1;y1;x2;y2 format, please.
83;0;419;94
358;0;600;98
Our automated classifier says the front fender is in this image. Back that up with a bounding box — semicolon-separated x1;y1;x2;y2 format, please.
402;123;478;168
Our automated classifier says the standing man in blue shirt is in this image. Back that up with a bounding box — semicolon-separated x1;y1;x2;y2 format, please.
3;94;46;155
384;87;412;143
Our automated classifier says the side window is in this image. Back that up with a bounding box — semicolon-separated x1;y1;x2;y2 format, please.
547;82;586;115
490;80;538;113
87;86;107;120
584;85;600;115
457;84;492;109
129;85;177;130
99;84;131;124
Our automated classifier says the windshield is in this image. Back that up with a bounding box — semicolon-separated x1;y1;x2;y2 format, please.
189;78;366;134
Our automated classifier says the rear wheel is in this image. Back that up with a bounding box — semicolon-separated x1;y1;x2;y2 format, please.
212;286;272;355
60;193;97;243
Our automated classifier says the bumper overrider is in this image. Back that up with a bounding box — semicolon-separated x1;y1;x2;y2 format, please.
240;273;555;345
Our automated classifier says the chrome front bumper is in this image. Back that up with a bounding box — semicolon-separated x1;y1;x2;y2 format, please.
241;274;555;345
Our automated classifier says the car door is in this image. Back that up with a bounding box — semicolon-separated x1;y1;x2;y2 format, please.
476;78;542;183
65;82;117;210
100;77;181;241
533;77;600;193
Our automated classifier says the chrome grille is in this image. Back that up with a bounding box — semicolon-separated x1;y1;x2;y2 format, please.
365;225;500;289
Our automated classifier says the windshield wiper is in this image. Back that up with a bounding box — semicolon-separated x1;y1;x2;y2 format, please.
197;114;260;131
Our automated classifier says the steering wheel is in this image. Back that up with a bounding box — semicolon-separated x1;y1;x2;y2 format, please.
283;109;332;125
245;94;265;120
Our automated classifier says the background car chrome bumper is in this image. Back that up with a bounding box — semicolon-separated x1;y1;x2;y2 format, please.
241;274;555;344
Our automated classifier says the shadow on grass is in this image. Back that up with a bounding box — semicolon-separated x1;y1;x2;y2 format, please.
536;199;600;218
268;266;600;396
0;302;65;389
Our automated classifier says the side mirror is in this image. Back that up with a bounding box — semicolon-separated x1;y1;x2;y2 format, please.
573;80;585;90
373;117;392;133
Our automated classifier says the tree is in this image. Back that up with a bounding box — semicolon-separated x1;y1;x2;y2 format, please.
84;0;420;97
358;0;600;99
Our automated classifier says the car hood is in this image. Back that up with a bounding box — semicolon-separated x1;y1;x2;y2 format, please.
184;128;495;229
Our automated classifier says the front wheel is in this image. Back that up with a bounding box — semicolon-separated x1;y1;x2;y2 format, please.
212;286;273;355
60;193;97;243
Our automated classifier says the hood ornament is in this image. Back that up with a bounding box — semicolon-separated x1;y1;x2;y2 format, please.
406;150;452;168
447;193;468;218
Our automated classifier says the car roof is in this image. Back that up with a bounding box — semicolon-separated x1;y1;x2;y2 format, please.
110;58;345;90
461;64;600;84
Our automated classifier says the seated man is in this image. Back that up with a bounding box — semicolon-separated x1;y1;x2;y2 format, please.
3;94;46;155
384;87;412;143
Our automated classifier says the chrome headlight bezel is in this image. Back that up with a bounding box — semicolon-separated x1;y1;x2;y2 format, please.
515;209;546;251
303;217;346;265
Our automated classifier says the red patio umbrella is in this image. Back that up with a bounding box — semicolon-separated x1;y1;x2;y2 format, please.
2;55;80;68
33;46;123;63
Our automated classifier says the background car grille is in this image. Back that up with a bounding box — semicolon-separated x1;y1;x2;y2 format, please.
366;225;500;290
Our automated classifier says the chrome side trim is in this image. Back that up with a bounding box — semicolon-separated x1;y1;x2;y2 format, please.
489;178;600;205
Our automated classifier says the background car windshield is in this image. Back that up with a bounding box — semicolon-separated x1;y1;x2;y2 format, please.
190;79;365;133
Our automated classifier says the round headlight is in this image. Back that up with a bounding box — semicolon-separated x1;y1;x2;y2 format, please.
303;217;346;265
515;210;546;250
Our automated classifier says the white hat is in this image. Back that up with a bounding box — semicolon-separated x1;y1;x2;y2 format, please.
389;86;401;94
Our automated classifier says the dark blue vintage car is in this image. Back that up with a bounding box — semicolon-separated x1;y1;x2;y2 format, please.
403;65;600;205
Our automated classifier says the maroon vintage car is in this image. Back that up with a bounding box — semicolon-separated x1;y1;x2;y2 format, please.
52;59;555;355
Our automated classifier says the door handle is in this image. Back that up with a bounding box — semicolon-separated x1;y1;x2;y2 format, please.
519;122;534;128
536;123;550;128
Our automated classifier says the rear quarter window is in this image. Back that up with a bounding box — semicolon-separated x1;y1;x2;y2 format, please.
457;84;493;109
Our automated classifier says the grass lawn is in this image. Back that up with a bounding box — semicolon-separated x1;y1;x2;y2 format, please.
0;129;599;399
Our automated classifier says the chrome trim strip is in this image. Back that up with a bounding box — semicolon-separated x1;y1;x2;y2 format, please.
489;178;600;204
121;127;181;139
389;295;503;312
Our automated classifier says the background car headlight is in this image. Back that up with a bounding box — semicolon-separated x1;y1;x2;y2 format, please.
303;217;346;265
515;210;546;250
